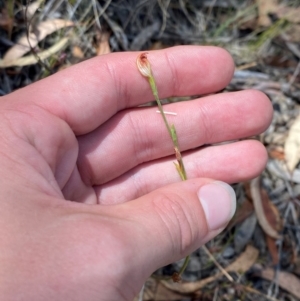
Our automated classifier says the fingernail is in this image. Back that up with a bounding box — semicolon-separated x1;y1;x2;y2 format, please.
198;181;236;230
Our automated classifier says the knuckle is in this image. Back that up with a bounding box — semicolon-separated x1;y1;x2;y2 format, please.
163;52;181;95
151;191;196;255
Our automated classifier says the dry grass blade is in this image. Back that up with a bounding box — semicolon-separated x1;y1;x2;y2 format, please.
0;37;69;67
161;245;259;294
3;19;73;64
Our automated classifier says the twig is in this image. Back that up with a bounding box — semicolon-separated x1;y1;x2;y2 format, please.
156;110;177;115
202;245;234;282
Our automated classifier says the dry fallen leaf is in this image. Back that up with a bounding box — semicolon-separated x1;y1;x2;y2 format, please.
0;37;69;67
268;147;285;161
283;24;300;43
0;8;13;32
234;213;257;253
257;267;300;299
256;0;278;27
293;257;300;277
260;186;282;265
256;0;300;30
264;3;300;43
3;19;73;65
95;31;111;56
25;0;44;19
284;115;300;172
134;278;188;301
266;236;279;265
228;198;254;230
161;245;259;294
250;177;281;239
150;41;168;50
72;46;84;59
261;187;282;233
277;6;300;24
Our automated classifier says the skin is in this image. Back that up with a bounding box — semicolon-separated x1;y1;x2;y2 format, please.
0;46;273;301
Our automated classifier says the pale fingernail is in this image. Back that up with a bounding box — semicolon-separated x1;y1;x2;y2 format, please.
198;181;236;230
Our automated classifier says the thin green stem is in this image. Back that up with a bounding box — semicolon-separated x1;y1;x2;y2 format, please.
148;76;173;140
148;68;189;280
137;53;189;281
148;75;187;181
178;255;190;276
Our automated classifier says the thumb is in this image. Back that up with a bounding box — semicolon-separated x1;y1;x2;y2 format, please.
119;179;236;275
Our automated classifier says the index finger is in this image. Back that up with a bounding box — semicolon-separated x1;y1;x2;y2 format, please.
5;46;234;134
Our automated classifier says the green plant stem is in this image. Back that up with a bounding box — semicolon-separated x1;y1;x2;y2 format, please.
147;68;189;280
178;255;190;276
147;75;187;181
137;53;189;281
148;76;173;141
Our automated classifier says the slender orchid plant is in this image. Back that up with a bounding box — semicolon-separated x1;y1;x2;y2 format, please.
136;52;189;282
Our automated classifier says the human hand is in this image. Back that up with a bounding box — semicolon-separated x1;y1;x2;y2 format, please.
0;46;272;301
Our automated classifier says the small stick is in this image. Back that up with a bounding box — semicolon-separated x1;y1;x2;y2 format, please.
156;110;177;116
202;245;234;282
